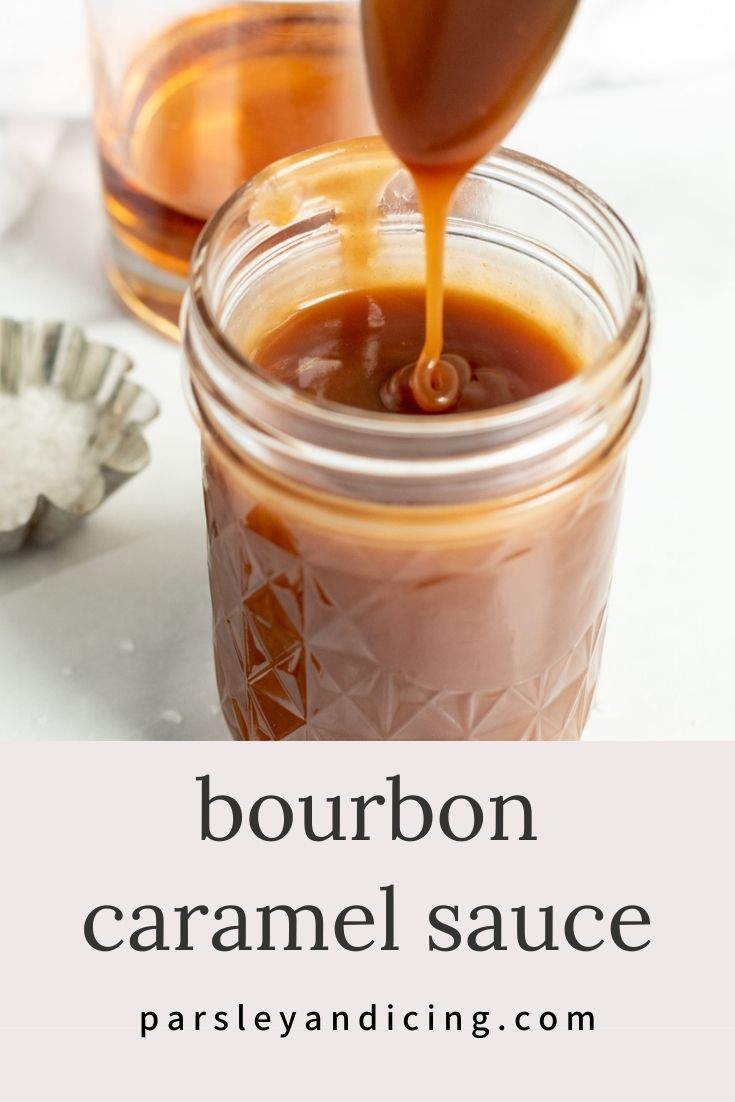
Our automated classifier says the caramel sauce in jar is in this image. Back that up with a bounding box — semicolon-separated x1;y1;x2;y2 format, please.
202;411;624;741
251;285;578;413
184;142;649;741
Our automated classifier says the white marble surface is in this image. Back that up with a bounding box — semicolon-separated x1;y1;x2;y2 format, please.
1;2;734;740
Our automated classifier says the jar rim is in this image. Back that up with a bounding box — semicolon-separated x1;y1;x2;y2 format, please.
186;137;649;442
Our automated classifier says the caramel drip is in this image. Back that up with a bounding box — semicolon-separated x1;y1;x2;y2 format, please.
361;0;579;413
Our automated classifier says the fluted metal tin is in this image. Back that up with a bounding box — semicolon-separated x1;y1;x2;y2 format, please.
0;318;158;553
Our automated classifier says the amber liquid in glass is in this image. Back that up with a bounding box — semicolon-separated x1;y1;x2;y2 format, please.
95;2;374;336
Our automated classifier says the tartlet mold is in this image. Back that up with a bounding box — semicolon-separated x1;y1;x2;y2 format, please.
0;318;158;553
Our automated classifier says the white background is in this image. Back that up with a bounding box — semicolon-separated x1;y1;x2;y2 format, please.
0;1;734;741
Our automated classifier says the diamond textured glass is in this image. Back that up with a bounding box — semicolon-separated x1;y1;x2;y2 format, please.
184;139;651;741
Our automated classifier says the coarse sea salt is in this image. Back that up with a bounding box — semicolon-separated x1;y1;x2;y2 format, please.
0;386;99;530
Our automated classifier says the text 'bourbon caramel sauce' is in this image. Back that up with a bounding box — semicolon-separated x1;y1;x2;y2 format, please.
360;0;579;411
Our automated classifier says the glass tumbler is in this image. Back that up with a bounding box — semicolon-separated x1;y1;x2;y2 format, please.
86;1;375;340
183;138;651;742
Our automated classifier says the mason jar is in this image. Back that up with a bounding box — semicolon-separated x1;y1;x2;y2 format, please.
183;138;651;741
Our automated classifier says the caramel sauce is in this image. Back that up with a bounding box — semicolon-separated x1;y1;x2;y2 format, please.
253;285;578;413
203;422;622;741
196;1;610;743
361;0;579;411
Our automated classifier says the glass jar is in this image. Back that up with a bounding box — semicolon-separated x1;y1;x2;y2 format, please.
86;1;374;340
183;138;651;741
